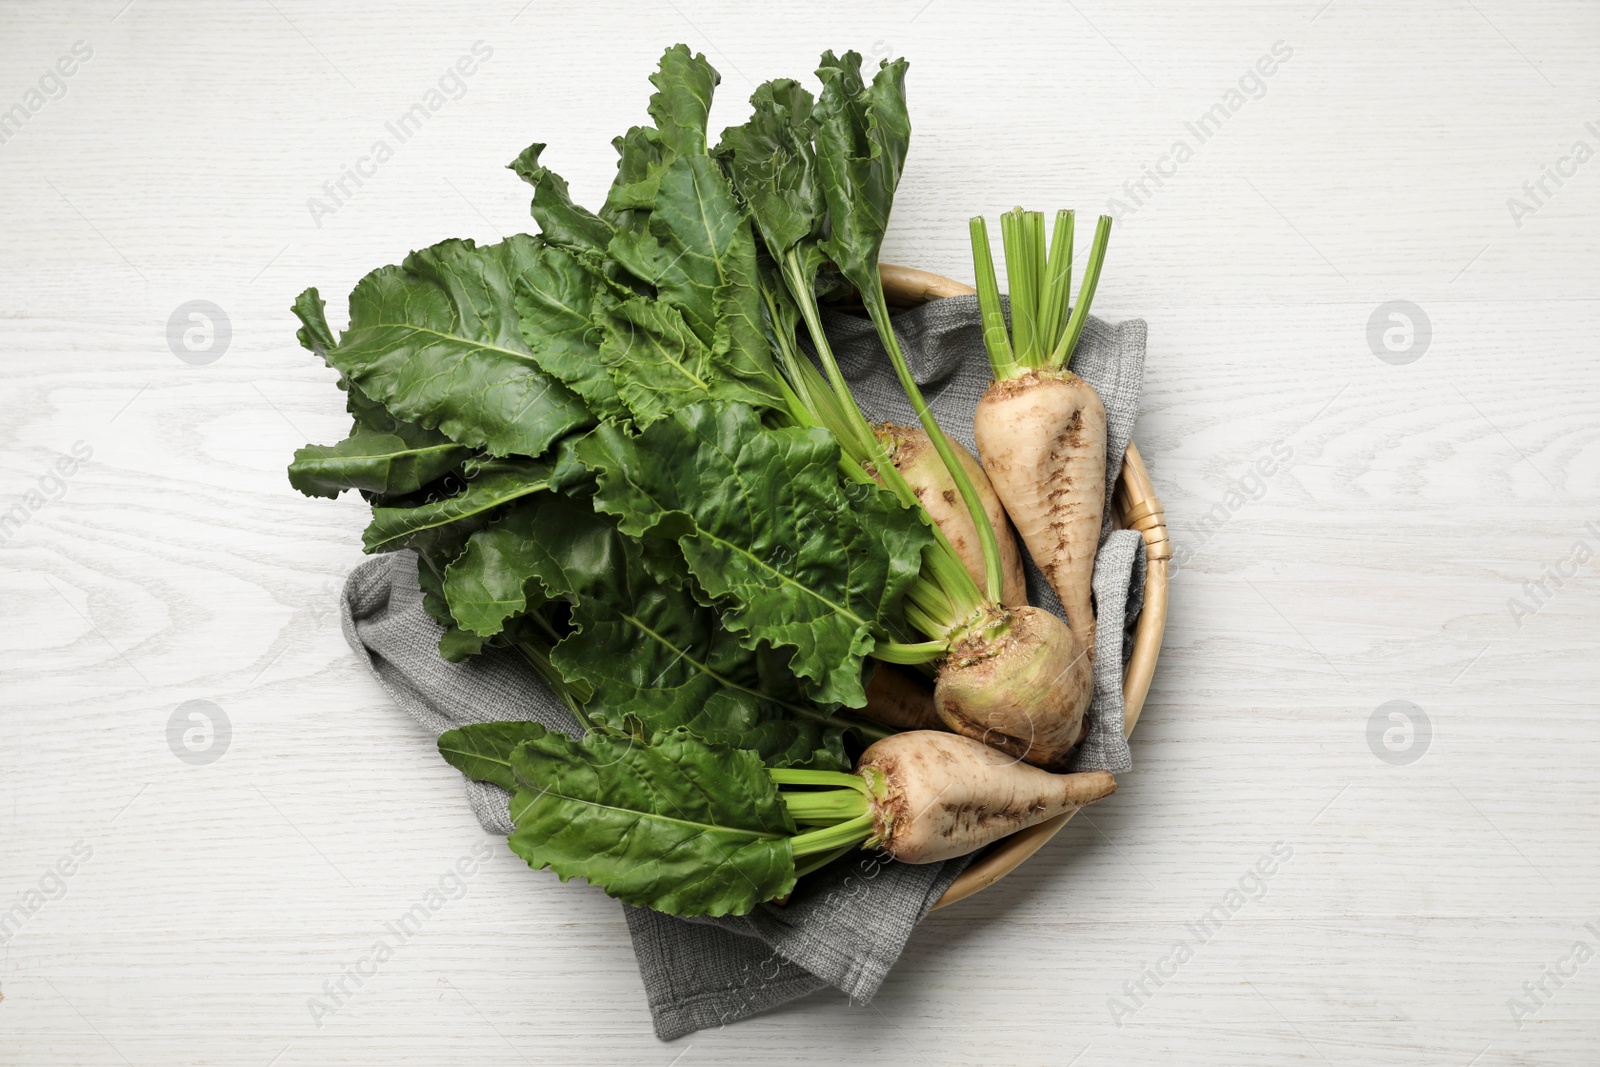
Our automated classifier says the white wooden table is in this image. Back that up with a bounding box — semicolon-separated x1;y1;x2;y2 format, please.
4;1;1598;1063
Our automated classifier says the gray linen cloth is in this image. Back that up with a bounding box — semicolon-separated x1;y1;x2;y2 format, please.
338;295;1146;1040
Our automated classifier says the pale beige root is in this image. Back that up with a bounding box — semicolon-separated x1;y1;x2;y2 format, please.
857;730;1115;864
879;425;1028;607
859;662;943;731
974;371;1106;656
932;606;1092;769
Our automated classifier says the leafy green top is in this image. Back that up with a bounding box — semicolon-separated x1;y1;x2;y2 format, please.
291;236;593;458
814;51;911;303
439;722;798;916
576;401;931;707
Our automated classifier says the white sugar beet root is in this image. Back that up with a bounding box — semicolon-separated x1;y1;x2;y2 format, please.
974;370;1106;656
880;425;1027;607
861;662;943;731
856;730;1115;863
931;605;1092;768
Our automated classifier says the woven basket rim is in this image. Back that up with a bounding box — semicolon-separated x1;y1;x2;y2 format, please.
870;263;1170;912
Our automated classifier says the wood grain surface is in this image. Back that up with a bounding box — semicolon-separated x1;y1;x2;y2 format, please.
3;1;1598;1064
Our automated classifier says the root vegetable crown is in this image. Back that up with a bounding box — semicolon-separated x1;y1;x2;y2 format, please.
932;606;1093;768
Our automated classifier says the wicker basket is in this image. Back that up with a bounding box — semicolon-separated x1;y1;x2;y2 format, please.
876;264;1170;911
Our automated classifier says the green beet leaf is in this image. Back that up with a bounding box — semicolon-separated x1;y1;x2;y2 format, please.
602;125;671;220
500;724;797;916
545;505;850;770
444;492;850;770
506;236;631;423
297;235;593;458
287;426;470;500
440;492;618;638
599;45;714;218
591;290;775;427
646;44;716;158
416;556;496;662
558;572;851;770
717;78;826;269
503;46;784;429
507;143;615;255
607;152;775;401
575;401;931;707
813;51;912;301
437;720;551;792
600;47;784;421
362;456;556;553
291;287;337;354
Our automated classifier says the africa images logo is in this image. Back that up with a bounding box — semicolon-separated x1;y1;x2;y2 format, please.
1107;41;1293;221
0;41;94;147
